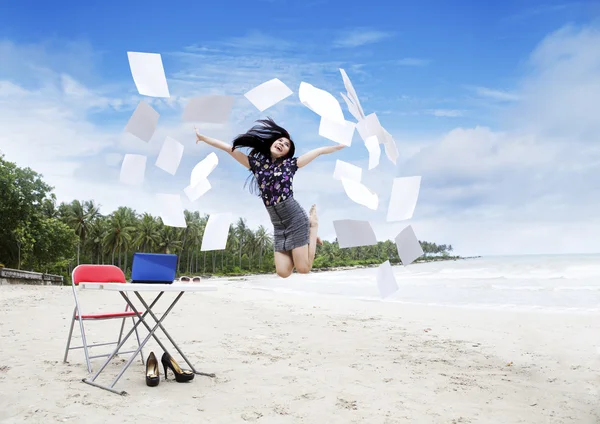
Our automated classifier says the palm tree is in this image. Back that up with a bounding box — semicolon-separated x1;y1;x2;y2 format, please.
254;225;271;269
177;210;196;273
157;225;182;255
227;225;239;269
65;200;86;265
234;218;247;269
85;219;105;264
103;211;136;269
136;213;160;252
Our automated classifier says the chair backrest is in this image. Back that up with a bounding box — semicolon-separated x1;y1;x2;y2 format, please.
72;265;126;286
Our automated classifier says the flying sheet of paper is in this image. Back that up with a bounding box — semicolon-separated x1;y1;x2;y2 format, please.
184;177;211;202
127;52;170;98
156;194;186;228
333;160;362;183
341;178;378;210
318;117;356;146
201;212;233;251
364;135;381;170
298;82;345;123
339;69;366;120
182;95;235;123
376;260;399;298
244;78;293;112
155;136;184;175
119;154;146;186
124;101;160;142
356;113;385;144
382;127;399;165
395;225;424;266
387;176;422;222
332;219;377;248
340;92;364;122
190;152;218;187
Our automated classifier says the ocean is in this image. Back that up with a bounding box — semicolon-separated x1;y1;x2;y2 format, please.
232;254;600;314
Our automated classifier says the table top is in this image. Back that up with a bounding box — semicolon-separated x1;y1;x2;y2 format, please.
79;282;217;292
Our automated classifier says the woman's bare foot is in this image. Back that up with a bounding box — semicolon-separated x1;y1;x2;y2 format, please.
309;204;318;227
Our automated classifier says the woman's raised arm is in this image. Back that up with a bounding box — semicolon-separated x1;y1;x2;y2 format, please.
195;127;250;169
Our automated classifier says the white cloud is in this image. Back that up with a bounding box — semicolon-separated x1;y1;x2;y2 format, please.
396;58;431;66
391;25;600;255
468;85;520;102
505;3;575;23
425;109;464;117
332;29;395;48
510;25;600;138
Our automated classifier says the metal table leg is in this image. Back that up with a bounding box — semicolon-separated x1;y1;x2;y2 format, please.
82;290;216;395
82;291;170;395
133;291;216;378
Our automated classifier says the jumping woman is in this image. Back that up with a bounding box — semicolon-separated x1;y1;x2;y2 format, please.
194;118;345;278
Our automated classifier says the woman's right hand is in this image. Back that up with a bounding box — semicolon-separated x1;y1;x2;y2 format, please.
194;126;206;144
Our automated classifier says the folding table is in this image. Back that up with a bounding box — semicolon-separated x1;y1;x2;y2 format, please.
78;282;217;395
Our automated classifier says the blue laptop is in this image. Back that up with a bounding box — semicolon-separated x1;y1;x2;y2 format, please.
131;253;177;284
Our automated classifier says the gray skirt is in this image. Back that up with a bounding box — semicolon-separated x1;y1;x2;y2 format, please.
266;197;310;252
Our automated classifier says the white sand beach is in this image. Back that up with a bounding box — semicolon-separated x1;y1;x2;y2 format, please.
1;265;599;424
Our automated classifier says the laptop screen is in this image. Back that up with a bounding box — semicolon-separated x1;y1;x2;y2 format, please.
131;253;177;283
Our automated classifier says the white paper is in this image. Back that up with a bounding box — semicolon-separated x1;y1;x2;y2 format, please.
318;117;355;146
156;194;186;228
387;176;421;222
119;154;146;186
376;260;399;298
332;219;377;248
127;52;170;98
356;113;385;144
339;69;366;120
190;152;218;187
340;92;363;122
182;95;235;123
298;82;345;123
184;177;212;202
244;78;293;112
395;225;424;266
333;160;362;183
155;136;184;175
201;212;233;251
364;135;381;170
124;101;159;142
341;178;378;210
382;127;399;165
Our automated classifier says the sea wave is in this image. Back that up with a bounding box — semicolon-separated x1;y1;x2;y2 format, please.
238;284;600;314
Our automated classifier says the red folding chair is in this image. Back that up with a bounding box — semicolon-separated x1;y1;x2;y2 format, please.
63;264;145;373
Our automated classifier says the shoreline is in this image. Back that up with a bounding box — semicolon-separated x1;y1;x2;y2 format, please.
197;254;474;280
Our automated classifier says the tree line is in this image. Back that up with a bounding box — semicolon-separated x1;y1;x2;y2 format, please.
0;155;457;282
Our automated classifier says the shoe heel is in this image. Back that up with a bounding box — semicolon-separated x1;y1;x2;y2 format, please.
161;352;194;383
145;352;160;387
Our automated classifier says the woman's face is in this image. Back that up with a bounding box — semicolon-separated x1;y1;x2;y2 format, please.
270;137;291;159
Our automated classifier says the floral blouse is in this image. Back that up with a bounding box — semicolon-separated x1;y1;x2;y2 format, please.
248;153;299;206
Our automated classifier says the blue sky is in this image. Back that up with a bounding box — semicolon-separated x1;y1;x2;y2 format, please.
1;0;599;255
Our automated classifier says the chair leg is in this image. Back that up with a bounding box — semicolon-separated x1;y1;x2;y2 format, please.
115;317;127;356
76;310;93;374
132;317;145;366
63;307;77;363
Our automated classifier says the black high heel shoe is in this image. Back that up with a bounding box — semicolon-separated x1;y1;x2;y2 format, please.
145;352;160;387
161;352;195;382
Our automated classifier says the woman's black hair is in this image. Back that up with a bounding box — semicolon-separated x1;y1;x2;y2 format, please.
231;117;296;196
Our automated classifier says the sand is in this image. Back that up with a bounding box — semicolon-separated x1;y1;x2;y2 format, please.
0;279;598;423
